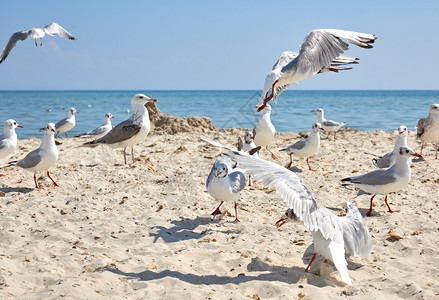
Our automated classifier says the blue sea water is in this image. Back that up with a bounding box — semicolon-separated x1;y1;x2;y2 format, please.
0;90;438;139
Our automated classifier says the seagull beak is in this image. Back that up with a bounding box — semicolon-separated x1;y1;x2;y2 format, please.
254;105;259;109
111;116;115;118
319;128;324;131
17;125;23;128
311;110;317;113
275;217;287;228
399;131;404;134
216;171;221;177
412;152;421;158
250;137;254;140
150;98;158;103
51;129;55;132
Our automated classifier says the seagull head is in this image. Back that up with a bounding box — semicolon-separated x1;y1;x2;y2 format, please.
429;103;439;115
244;131;254;143
5;119;23;131
311;108;324;115
312;122;324;132
398;146;420;159
105;113;115;119
214;163;228;178
275;208;298;228
132;94;158;106
69;107;78;116
44;123;56;134
398;125;407;135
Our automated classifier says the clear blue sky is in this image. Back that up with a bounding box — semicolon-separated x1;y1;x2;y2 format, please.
0;0;437;90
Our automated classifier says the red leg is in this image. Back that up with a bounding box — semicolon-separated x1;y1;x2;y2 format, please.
266;146;280;160
65;132;69;138
47;171;59;187
34;173;43;189
287;153;293;168
0;174;5;177
233;201;240;222
55;132;59;138
257;80;279;112
248;175;252;187
384;195;399;213
323;259;328;263
306;158;316;171
305;253;317;272
366;195;376;216
211;201;224;216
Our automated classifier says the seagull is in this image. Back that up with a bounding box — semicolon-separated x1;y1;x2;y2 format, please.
253;103;279;160
372;125;408;168
218;148;371;285
0;119;23;176
237;131;259;186
416;103;439;159
83;94;157;164
9;123;59;189
257;29;377;112
275;202;372;285
75;113;114;138
0;22;76;64
280;123;323;171
311;108;347;139
341;146;420;216
206;157;246;222
54;107;78;138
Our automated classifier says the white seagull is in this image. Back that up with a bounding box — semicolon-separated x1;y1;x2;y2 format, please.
311;108;348;139
280;123;323;170
83;94;157;164
257;29;376;112
220;149;371;285
253;103;279;160
237;131;259;186
372;125;408;168
0;119;23;176
76;113;114;138
9;123;59;189
54;107;78;138
416;103;439;159
0;22;76;64
206;157;246;222
275;202;372;285
342;146;420;216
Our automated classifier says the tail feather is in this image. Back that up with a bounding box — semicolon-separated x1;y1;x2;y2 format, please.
8;161;18;167
372;158;379;167
341;177;352;182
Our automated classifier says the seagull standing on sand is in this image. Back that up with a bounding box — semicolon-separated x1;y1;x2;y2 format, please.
0;119;23;176
257;29;377;112
206;157;246;222
253;103;279;160
416;103;439;159
83;94;157;164
341;146;420;216
220;149;371;285
0;22;76;64
238;131;259;158
76;113;114;138
372;125;408;168
53;107;78;138
280;123;323;171
9;123;59;189
312;108;347;139
276;202;372;285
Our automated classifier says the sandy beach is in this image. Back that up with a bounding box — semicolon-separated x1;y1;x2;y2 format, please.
0;110;438;299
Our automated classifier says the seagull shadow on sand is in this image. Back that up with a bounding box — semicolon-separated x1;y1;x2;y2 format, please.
149;216;238;243
0;186;33;194
106;257;338;288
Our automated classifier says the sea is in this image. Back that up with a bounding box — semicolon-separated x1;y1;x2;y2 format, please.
0;90;438;139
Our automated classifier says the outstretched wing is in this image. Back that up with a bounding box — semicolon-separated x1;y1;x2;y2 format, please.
44;23;76;40
0;30;29;63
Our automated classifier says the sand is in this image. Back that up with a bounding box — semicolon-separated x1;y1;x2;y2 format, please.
0;120;438;299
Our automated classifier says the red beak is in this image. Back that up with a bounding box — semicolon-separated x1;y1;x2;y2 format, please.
275;217;287;228
17;125;23;128
52;129;55;132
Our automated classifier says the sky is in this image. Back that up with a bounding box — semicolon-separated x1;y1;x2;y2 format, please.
0;0;438;90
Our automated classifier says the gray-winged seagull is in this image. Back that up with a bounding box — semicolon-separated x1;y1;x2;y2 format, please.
416;103;439;159
372;125;408;168
312;108;347;139
0;119;23;176
76;113;114;139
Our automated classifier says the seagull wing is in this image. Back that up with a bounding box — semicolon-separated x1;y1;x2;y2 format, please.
44;23;76;40
0;30;30;63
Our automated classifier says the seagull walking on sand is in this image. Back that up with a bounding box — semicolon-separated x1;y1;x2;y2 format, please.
9;123;59;189
0;22;76;64
0;119;23;176
341;146;420;216
206;157;246;222
276;202;372;285
416;104;439;159
257;29;377;112
54;107;78;138
76;113;114;139
372;125;408;168
253;103;279;160
312;108;347;139
83;94;157;164
280;123;323;171
219;149;371;285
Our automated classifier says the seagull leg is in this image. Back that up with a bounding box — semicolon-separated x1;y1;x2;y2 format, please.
305;253;317;272
55;132;59;138
34;173;43;189
334;132;337;139
131;148;135;163
0;174;5;177
266;146;280;160
40;39;43;46
65;132;69;138
287;153;294;168
366;195;376;217
211;201;224;216
248;175;252;187
257;80;279;112
306;158;316;171
420;143;424;155
47;171;59;187
233;201;240;222
34;39;38;47
436;141;438;160
123;147;127;164
384;195;399;213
